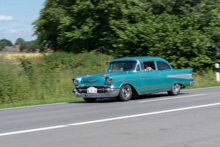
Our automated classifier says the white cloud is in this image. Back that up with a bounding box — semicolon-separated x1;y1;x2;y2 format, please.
27;28;33;32
3;28;35;37
5;29;23;33
0;15;13;21
27;28;34;36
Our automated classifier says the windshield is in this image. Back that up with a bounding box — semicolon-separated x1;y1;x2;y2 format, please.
106;61;138;72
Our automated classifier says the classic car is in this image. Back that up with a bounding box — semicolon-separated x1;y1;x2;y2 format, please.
72;57;195;102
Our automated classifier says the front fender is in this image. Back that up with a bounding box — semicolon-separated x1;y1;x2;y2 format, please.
112;81;141;94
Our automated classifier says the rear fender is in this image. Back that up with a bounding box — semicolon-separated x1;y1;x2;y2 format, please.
170;81;187;89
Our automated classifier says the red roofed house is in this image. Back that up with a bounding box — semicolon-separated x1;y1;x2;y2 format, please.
14;45;20;49
22;49;28;52
2;45;20;52
44;46;54;52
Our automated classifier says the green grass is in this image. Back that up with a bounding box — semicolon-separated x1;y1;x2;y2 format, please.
1;81;219;110
185;69;220;89
185;82;220;90
0;52;219;109
0;52;112;109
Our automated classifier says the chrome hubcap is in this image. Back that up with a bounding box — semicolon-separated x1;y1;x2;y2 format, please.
122;86;131;98
173;83;180;94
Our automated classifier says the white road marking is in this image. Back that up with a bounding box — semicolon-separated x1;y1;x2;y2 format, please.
0;126;66;137
138;94;206;103
1;102;220;137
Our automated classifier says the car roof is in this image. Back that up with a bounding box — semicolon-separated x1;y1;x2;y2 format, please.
111;57;169;63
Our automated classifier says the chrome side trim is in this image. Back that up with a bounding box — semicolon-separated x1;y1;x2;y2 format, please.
113;73;193;83
72;88;120;98
166;73;192;80
113;77;162;83
139;89;171;95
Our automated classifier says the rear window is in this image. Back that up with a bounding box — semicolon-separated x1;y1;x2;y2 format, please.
157;61;171;70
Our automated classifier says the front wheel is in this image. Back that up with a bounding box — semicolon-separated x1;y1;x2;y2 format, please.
83;98;97;102
168;83;181;96
118;84;132;101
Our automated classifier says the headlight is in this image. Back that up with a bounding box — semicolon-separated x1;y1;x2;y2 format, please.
73;79;79;86
106;77;112;85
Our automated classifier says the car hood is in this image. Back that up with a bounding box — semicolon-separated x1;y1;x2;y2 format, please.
78;72;126;85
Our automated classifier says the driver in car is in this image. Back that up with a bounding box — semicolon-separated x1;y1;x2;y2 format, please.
144;62;153;71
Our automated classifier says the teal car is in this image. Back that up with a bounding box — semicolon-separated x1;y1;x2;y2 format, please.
72;57;195;102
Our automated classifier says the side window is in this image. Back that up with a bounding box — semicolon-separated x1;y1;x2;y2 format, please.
143;61;156;71
157;61;171;70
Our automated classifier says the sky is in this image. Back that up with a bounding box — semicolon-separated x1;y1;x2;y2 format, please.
0;0;45;44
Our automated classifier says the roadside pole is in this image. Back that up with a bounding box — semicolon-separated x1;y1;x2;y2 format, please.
215;63;220;82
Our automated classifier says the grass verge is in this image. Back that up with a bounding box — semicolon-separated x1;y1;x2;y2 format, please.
0;52;219;109
1;82;220;110
185;82;220;90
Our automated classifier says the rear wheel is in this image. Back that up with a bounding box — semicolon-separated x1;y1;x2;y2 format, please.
83;98;97;102
168;83;181;96
118;84;132;101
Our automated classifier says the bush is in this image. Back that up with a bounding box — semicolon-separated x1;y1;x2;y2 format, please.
0;52;113;104
0;57;30;104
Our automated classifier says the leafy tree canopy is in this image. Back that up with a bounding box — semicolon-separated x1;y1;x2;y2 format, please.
0;39;13;50
15;38;27;50
33;0;220;70
27;40;44;51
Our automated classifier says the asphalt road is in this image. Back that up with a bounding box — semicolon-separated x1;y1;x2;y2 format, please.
0;86;220;147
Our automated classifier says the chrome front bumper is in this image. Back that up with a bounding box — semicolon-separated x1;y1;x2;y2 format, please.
72;88;120;98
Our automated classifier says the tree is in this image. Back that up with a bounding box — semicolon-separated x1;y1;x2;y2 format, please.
15;38;27;50
108;12;213;69
147;0;220;62
33;0;220;70
32;0;67;52
27;40;44;51
0;39;13;50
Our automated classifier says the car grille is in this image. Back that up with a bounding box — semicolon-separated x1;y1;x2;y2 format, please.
76;85;110;93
